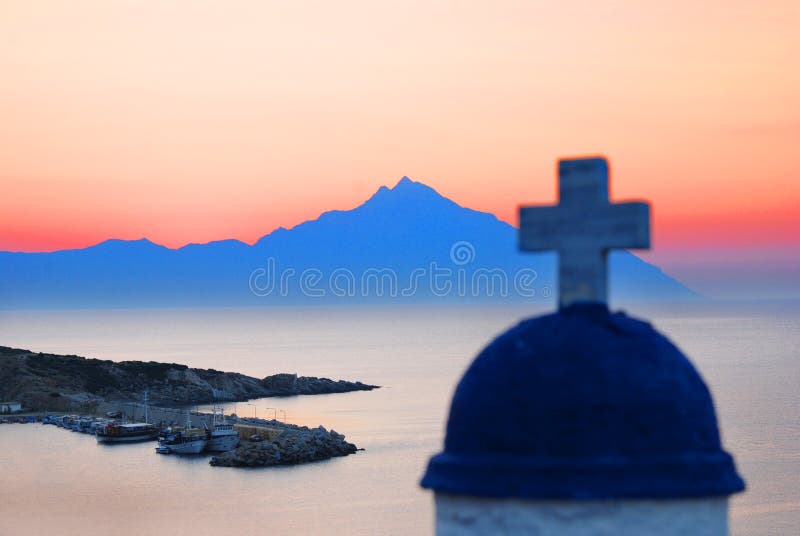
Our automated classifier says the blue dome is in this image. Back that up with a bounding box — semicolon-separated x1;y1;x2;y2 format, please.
421;303;745;500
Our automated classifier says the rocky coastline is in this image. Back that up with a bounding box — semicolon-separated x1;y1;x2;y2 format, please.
0;346;378;411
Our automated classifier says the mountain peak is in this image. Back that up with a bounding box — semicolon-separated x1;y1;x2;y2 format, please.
345;177;469;220
95;237;156;247
367;176;447;204
85;237;167;253
392;176;415;189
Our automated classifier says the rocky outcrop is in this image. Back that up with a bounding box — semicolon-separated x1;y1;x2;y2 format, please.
0;346;378;411
209;424;358;467
262;373;375;396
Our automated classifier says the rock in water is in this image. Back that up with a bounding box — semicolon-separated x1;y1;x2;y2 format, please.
261;373;376;396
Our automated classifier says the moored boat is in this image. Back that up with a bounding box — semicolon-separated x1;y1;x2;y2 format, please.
156;410;207;454
205;406;240;453
96;390;158;443
96;422;160;443
157;426;207;454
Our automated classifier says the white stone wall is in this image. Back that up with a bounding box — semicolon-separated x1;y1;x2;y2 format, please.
435;494;729;536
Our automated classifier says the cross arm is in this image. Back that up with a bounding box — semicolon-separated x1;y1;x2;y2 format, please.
519;205;564;251
601;202;650;250
519;201;650;253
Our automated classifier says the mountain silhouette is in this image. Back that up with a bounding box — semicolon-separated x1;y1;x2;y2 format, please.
0;178;696;309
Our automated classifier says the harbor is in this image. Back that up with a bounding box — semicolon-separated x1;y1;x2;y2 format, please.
1;399;357;468
49;409;278;450
2;403;284;457
0;346;371;469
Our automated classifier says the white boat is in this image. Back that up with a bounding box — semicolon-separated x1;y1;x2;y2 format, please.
156;411;207;454
157;428;207;454
205;407;239;453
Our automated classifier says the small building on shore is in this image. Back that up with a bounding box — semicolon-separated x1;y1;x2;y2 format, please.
0;402;22;413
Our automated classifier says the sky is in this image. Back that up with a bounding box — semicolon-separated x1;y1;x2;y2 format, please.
1;1;798;298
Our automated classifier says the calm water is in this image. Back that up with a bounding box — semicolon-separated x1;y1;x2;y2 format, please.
0;302;798;535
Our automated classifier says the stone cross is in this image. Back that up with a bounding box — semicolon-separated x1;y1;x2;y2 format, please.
519;157;650;307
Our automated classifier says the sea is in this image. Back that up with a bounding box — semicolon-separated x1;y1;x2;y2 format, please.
0;301;798;536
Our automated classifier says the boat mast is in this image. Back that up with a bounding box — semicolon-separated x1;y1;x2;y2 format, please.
144;389;149;424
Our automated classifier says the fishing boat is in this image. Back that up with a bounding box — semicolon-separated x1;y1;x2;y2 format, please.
205;406;240;452
96;391;159;443
156;411;207;454
156;428;207;454
96;422;160;443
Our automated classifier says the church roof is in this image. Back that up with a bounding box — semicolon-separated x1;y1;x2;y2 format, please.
421;303;745;499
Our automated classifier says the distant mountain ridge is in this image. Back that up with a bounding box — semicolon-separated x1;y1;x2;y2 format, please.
0;178;697;309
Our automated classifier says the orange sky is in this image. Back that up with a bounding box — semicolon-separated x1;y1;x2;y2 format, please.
1;1;798;296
